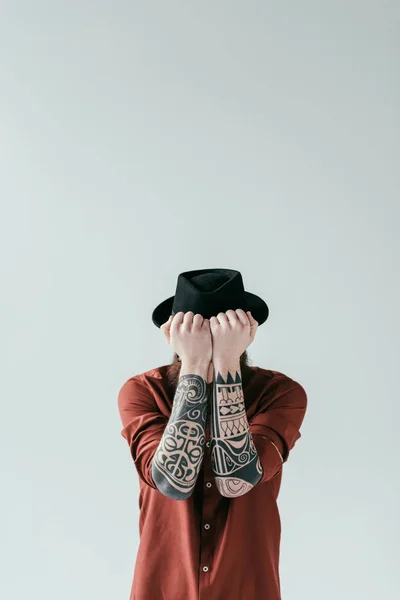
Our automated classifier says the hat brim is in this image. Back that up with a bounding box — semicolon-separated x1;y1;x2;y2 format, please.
151;292;269;328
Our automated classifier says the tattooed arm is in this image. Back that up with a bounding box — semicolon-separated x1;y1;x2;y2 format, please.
210;357;263;497
151;360;210;500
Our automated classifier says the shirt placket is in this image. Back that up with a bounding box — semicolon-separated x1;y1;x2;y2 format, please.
199;417;214;599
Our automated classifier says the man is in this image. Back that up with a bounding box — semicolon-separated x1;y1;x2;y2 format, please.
117;268;307;600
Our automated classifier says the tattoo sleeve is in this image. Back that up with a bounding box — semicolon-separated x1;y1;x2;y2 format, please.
210;361;263;497
151;372;209;500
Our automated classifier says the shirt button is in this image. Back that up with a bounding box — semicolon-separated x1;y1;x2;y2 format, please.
203;566;209;572
206;441;210;447
206;482;212;488
204;523;210;529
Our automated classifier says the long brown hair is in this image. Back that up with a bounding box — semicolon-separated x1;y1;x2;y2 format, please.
165;350;254;390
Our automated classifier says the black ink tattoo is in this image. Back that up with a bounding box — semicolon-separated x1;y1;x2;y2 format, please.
151;373;209;500
210;369;262;497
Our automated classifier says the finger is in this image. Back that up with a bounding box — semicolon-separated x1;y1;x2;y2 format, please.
192;313;204;329
182;311;194;330
160;315;174;331
160;316;173;345
246;311;259;326
160;315;172;327
209;315;218;331
246;311;259;339
235;308;250;325
170;311;184;332
225;309;239;325
160;316;172;333
216;311;229;325
202;319;212;336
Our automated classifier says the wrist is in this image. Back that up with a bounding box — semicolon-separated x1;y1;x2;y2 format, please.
212;354;241;367
212;356;241;380
180;359;210;379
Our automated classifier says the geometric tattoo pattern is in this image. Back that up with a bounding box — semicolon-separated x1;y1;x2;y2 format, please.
151;373;210;500
210;370;262;497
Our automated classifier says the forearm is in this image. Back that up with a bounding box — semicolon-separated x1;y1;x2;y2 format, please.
151;359;210;500
210;356;262;497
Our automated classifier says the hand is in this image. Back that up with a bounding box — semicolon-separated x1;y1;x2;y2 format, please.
209;309;258;362
161;311;212;365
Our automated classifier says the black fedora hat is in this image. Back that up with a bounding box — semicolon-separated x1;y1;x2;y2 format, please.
151;268;269;328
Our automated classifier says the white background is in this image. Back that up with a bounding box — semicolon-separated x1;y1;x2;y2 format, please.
1;2;399;599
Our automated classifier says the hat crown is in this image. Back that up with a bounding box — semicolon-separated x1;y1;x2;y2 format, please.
172;268;249;319
190;272;229;292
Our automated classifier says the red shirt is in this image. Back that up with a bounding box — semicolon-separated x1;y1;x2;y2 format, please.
117;364;307;600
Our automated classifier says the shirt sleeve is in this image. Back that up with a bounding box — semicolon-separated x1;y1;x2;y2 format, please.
249;380;308;484
117;375;168;489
